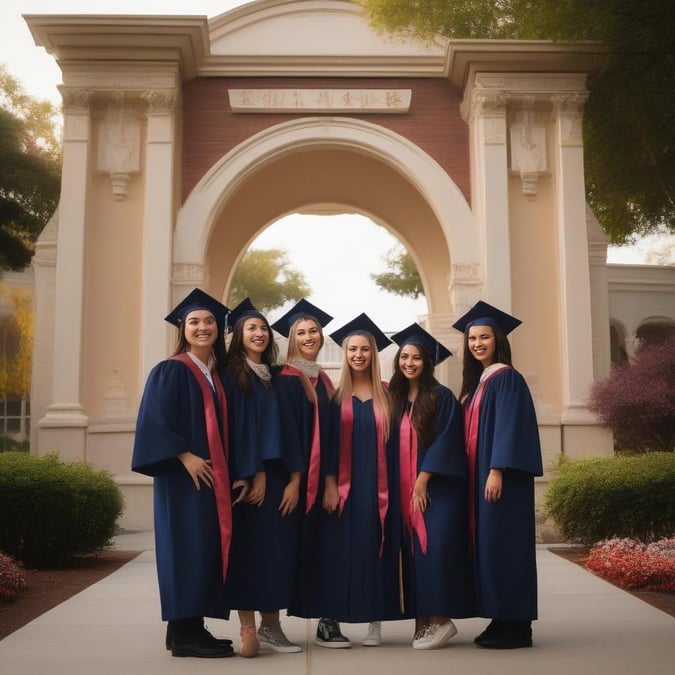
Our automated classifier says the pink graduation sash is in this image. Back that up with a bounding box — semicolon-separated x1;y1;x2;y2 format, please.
399;411;428;554
171;353;232;580
463;365;510;549
338;396;389;556
279;364;335;513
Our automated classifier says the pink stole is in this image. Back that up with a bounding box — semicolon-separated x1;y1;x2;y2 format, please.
338;395;388;556
463;364;510;549
171;353;232;580
279;364;335;513
399;411;428;554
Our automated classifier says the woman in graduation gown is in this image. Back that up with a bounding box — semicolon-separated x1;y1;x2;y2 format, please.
131;288;234;658
221;299;303;657
453;301;543;649
269;300;336;622
388;323;475;650
314;314;404;648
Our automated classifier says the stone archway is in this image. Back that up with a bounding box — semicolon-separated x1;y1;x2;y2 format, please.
171;116;480;385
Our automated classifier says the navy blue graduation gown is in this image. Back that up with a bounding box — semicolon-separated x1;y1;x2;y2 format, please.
467;368;543;621
221;370;300;611
392;385;475;618
274;371;333;618
131;359;229;621
316;397;404;623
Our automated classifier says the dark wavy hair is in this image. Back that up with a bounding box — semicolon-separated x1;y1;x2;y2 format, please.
172;314;227;374
388;342;439;448
459;323;512;402
225;311;279;393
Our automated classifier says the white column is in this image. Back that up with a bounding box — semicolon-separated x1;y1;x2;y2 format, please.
463;84;512;310
552;93;596;420
140;88;179;381
38;87;91;436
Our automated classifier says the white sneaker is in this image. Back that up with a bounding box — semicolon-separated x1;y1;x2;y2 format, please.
361;622;382;647
412;620;457;650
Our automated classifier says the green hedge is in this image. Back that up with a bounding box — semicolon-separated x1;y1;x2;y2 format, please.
544;452;675;546
0;452;124;567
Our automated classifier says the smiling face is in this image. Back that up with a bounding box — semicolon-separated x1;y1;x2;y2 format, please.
467;324;496;367
398;343;424;382
241;316;270;362
345;334;372;373
184;310;218;352
293;318;322;361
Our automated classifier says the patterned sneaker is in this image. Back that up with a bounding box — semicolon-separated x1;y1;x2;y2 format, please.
361;621;382;647
412;620;457;650
257;625;302;653
314;618;352;649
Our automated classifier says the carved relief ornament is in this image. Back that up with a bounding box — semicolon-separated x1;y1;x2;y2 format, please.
551;93;589;147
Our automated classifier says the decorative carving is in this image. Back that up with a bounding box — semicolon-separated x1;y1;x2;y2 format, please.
143;88;180;114
96;97;141;201
103;369;130;419
59;86;94;110
509;100;547;199
172;264;206;283
451;263;481;282
228;89;411;113
461;90;510;122
551;93;589;147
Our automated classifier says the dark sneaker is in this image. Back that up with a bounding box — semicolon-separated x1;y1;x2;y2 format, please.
314;618;351;649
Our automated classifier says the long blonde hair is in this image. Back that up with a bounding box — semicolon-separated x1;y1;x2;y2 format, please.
334;331;390;439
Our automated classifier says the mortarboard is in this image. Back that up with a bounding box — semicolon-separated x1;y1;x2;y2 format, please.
225;297;265;333
164;288;230;334
329;312;391;352
391;322;452;365
451;300;522;336
271;299;333;338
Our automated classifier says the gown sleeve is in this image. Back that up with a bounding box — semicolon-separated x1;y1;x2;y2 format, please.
418;385;467;478
482;369;543;476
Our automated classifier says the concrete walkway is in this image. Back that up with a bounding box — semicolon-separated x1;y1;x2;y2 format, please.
0;531;673;675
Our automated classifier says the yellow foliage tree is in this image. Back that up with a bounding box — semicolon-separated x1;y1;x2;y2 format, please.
0;282;33;399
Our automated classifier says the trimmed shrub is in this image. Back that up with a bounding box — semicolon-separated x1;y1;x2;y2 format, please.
0;452;124;567
0;551;28;601
588;339;675;454
544;452;675;546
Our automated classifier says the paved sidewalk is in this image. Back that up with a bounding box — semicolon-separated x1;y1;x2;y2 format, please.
0;532;672;675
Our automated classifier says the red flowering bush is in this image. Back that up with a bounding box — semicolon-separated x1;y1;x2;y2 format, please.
588;339;675;453
0;551;28;601
586;536;675;592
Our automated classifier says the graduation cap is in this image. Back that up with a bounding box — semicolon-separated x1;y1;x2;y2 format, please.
225;297;265;333
329;313;391;352
271;299;333;338
391;323;452;365
164;288;230;334
452;300;522;336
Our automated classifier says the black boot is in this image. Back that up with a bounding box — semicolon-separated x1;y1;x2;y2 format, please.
473;619;504;645
476;620;532;649
168;618;234;658
165;620;233;650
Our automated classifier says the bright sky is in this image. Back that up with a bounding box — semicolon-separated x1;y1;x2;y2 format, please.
1;0;664;331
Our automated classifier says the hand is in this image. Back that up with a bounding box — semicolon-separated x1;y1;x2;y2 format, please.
279;480;299;516
178;452;213;491
232;479;249;505
412;473;430;513
484;469;503;502
246;471;266;506
322;478;339;513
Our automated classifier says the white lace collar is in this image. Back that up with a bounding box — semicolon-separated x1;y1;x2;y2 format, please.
246;357;271;382
287;357;321;379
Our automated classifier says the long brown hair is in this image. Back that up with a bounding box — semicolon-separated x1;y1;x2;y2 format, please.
389;343;438;447
459;323;513;402
225;311;279;393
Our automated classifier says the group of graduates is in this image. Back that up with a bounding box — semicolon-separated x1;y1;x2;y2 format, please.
131;290;543;659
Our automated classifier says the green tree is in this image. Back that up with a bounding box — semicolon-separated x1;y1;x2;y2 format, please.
371;246;424;299
0;65;61;271
358;0;674;244
227;248;311;312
